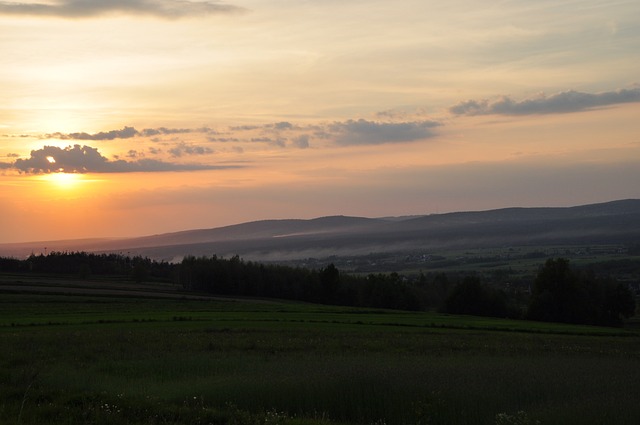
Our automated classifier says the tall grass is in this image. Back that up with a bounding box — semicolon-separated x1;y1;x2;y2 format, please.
2;294;640;424
4;327;640;424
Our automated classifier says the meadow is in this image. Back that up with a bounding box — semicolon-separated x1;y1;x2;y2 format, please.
1;287;640;425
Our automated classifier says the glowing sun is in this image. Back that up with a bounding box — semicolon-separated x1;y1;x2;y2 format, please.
44;172;81;189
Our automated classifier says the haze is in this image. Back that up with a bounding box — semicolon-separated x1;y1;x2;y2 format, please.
1;0;640;244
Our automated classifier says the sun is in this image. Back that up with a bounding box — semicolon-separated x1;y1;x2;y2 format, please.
43;172;82;189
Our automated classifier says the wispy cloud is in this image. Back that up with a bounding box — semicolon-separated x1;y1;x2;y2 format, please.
0;0;244;19
13;144;232;174
168;142;213;157
249;137;286;147
46;126;139;141
45;126;202;141
449;88;640;116
141;127;197;136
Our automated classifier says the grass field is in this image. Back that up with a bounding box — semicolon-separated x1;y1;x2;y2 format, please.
1;284;640;425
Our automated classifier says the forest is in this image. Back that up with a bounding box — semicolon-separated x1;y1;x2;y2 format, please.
0;252;635;327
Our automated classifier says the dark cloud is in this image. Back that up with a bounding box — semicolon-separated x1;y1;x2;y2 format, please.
168;142;213;157
0;162;12;169
47;126;138;141
0;0;243;19
329;119;440;146
7;153;20;158
450;88;640;116
13;144;230;174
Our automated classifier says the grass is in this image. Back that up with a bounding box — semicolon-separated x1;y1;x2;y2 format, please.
1;290;640;425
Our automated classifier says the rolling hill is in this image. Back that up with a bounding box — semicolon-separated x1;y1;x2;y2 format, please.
1;199;639;261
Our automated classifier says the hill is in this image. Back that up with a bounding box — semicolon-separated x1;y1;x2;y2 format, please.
1;199;639;261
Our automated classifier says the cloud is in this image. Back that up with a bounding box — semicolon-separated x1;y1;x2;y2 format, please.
229;125;261;131
293;135;310;149
449;88;640;116
250;137;286;147
0;0;243;19
0;162;12;169
13;144;231;174
141;127;194;137
37;118;441;152
168;142;213;157
272;122;294;130
213;118;440;147
47;126;139;141
329;119;440;146
208;137;240;142
45;126;213;141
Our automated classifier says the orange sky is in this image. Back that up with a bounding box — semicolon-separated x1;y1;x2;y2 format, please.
1;0;640;243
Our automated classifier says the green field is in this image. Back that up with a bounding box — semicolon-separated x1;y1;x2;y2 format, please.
1;287;640;425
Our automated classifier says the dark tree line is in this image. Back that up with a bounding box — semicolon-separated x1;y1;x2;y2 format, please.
0;252;635;326
178;255;426;310
441;258;636;327
0;251;174;282
0;252;429;310
526;258;635;326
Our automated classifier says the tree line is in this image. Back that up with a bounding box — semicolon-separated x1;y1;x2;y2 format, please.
0;252;635;327
0;251;174;282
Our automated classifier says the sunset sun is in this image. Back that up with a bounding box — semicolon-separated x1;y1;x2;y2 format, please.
42;172;82;189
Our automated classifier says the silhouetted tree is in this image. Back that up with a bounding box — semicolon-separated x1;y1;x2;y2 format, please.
527;258;580;323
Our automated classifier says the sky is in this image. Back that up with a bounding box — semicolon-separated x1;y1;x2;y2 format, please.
1;0;640;244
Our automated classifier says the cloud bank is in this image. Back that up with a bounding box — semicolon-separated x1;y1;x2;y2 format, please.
329;119;440;146
40;118;443;149
450;88;640;116
0;0;243;19
14;144;230;174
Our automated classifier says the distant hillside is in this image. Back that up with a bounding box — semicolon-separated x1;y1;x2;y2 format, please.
1;199;639;261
